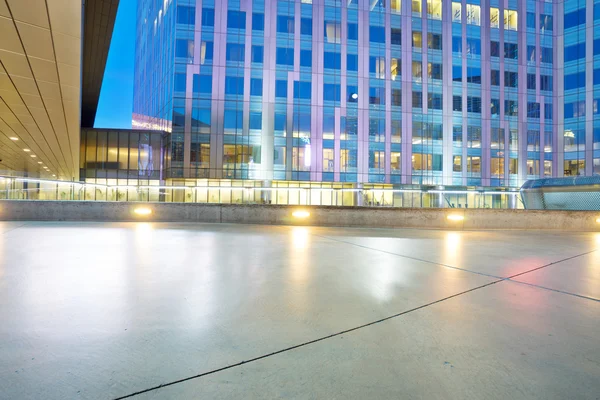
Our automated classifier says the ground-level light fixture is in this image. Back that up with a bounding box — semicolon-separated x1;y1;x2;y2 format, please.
447;214;464;221
292;210;310;219
134;207;152;216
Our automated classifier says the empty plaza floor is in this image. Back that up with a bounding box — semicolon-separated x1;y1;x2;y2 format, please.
0;221;599;399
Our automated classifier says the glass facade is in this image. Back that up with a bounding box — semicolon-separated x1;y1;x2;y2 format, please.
559;0;600;177
130;0;598;191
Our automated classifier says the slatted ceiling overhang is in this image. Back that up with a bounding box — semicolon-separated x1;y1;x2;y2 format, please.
81;0;119;128
0;0;81;179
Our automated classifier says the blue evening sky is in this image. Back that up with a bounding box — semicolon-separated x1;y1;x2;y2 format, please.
94;0;137;129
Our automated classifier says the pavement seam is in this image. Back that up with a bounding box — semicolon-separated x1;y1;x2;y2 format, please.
0;222;29;235
112;278;505;400
316;233;599;302
501;279;600;302
112;228;597;399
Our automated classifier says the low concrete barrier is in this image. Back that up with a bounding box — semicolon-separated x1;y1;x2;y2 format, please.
0;200;599;231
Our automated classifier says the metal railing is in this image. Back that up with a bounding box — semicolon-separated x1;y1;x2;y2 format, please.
521;176;600;211
0;176;522;209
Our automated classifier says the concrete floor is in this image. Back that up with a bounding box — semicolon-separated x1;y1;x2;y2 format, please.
0;222;599;400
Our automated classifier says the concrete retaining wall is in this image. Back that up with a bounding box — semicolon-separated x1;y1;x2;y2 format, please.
0;200;599;231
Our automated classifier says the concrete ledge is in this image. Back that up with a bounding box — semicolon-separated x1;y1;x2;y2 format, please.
0;200;599;231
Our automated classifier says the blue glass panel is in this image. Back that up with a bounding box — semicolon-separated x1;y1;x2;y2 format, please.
250;78;262;96
275;80;287;98
324;52;341;69
276;47;294;65
193;75;212;94
369;26;385;43
174;73;186;92
564;42;585;62
226;43;245;62
252;45;264;63
300;49;311;67
252;13;264;30
202;8;214;27
301;18;312;35
347;54;358;71
293;81;311;99
228;11;246;29
348;23;358;40
225;76;244;95
249;112;262;129
177;6;195;25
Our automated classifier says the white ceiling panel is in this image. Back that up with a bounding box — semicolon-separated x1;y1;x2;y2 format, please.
0;0;81;179
6;0;49;28
57;63;80;88
28;56;59;83
0;16;23;53
53;31;80;67
10;75;38;96
0;50;33;78
0;1;10;18
20;93;44;109
36;80;61;101
15;22;55;61
47;0;81;38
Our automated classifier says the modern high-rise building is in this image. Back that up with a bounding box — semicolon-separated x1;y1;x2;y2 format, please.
131;0;596;190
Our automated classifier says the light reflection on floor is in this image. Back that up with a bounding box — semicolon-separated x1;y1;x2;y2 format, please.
0;221;598;400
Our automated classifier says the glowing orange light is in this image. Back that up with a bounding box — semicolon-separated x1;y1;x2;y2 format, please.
134;207;152;216
292;210;310;218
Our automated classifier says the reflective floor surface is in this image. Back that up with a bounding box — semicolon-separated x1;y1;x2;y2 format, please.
0;222;599;399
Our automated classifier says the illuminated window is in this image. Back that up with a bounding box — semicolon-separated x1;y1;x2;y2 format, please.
391;152;401;173
412;0;422;14
491;158;504;176
292;146;310;171
412;61;422;82
509;158;518;175
453;156;462;172
428;62;442;80
370;56;385;79
323;149;334;172
467;156;481;174
391;58;400;80
427;0;441;20
324;21;341;43
200;41;213;65
412;31;422;49
369;151;385;170
274;146;286;165
504;10;518;31
466;4;480;25
392;121;401;143
490;8;500;28
391;0;401;14
544;160;552;176
452;3;461;22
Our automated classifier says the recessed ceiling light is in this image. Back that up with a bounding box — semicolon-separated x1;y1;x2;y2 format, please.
38;161;43;164
9;137;18;141
23;149;30;152
30;155;36;158
52;174;56;177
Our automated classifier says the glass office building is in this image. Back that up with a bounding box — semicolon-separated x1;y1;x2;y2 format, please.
131;0;599;190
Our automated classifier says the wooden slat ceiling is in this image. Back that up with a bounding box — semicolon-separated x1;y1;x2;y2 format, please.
0;0;81;179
